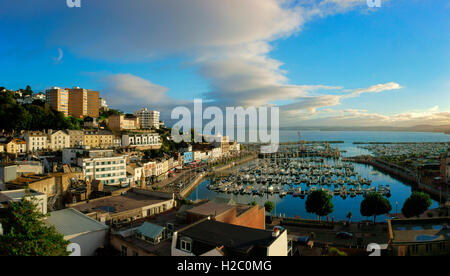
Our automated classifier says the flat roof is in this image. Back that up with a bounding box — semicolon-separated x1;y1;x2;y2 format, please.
0;189;44;202
179;220;278;253
72;191;171;214
390;218;450;243
186;201;234;217
46;208;109;237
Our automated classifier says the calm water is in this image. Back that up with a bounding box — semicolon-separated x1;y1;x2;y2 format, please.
187;131;449;221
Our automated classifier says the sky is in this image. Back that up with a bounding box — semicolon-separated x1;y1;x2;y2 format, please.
0;0;449;128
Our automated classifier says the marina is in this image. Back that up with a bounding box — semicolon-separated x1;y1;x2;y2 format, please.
187;131;447;221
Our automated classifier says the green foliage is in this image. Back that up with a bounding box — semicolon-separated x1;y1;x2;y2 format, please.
360;192;392;223
249;201;257;206
328;247;347;257
305;190;334;219
264;201;275;213
0;197;70;256
401;192;432;218
0;91;81;131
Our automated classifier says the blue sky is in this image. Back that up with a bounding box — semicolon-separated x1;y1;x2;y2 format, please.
0;0;449;127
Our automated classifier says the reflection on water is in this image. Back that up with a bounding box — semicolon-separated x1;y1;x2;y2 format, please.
187;131;447;221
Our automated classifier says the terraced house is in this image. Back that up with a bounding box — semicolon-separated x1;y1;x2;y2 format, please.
24;131;47;152
47;130;70;151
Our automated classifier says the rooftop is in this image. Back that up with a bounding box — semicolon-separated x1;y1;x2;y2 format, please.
390;218;450;244
46;208;109;237
179;220;279;255
0;189;44;203
186;201;234;217
71;190;172;214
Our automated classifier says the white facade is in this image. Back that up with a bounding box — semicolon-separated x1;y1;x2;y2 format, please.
0;189;47;215
80;155;127;186
48;130;70;151
25;131;48;152
193;151;207;161
122;133;161;148
134;108;160;129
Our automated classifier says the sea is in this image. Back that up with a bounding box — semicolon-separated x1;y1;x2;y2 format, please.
187;131;450;222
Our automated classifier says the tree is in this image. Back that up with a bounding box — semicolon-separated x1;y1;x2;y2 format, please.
264;201;275;213
346;211;353;224
305;190;334;221
360;192;392;223
402;192;432;218
0;196;70;256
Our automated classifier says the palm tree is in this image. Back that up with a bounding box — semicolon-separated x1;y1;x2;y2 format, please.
346;211;353;225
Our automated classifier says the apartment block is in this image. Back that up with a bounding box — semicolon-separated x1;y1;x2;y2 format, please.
67;87;99;118
134;108;160;130
63;148;127;186
45;87;69;116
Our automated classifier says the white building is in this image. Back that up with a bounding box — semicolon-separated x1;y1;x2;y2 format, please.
25;131;48;152
48;130;70;151
63;148;128;186
134;108;160;129
122;132;162;148
0;189;47;215
46;208;109;256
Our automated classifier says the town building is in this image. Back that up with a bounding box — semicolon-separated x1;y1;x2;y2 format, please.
68;87;100;118
134;108;160;130
47;130;70;151
171;219;288;256
68;130;84;148
183;152;193;164
185;201;266;230
121;132;162;150
108;114;139;131
46;208;109;256
441;149;450;185
388;218;450;256
69;189;175;226
83;130;114;148
45;87;69;116
111;221;173;256
63;148;127;186
3;138;26;154
0;189;47;214
24;131;48;152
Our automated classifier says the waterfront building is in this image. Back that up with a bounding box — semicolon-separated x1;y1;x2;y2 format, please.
185;201;265;230
183;152;193;164
45;87;69;116
388;218;450;256
24;131;48;152
108;114;139;131
134;108;160;130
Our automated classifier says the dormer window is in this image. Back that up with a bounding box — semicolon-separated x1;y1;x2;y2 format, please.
180;237;192;253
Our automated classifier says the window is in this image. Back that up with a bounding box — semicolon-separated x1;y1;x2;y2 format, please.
439;243;445;251
425;244;432;253
180;238;192;253
411;245;419;254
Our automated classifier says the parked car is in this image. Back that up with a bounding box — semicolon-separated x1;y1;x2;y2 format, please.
335;232;354;239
